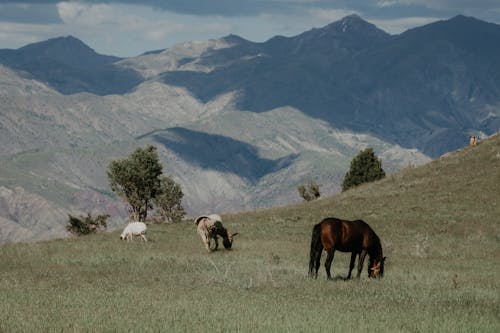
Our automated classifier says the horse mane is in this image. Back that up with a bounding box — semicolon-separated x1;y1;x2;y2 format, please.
368;233;383;265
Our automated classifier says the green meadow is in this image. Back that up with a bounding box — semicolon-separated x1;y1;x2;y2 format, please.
1;135;499;332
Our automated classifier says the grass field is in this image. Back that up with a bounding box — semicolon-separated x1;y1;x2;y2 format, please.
0;135;499;332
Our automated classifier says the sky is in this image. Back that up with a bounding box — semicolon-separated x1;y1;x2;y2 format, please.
0;0;499;57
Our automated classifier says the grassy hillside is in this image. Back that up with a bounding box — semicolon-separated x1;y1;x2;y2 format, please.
0;134;498;332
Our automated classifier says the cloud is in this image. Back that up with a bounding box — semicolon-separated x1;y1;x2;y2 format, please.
2;1;500;22
0;3;62;23
54;2;231;41
377;0;500;10
0;1;390;18
57;2;117;26
0;21;57;46
374;0;500;18
1;0;299;17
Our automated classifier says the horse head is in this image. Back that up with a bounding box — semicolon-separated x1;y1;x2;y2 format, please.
369;256;386;278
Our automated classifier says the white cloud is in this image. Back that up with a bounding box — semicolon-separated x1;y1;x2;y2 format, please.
56;2;88;23
55;2;231;39
376;0;401;7
57;2;126;26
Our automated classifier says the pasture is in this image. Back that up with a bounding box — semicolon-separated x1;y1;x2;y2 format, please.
0;135;499;332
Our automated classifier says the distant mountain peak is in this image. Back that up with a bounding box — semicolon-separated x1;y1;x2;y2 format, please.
445;14;500;29
221;34;250;45
339;13;364;23
0;34;141;95
289;14;389;51
20;35;93;52
322;14;388;36
13;35;121;69
449;14;476;22
53;35;81;42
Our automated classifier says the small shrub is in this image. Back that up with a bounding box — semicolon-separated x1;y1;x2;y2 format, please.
66;213;109;236
298;179;321;202
342;148;385;191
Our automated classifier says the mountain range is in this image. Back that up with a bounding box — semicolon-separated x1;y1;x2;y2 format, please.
0;14;498;243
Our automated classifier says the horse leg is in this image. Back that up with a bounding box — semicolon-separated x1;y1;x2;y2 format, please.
347;252;357;279
357;250;367;278
314;249;323;279
324;249;335;280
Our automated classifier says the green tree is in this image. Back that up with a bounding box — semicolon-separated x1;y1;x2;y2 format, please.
107;145;163;221
342;148;385;191
66;213;109;236
297;178;321;202
153;176;186;223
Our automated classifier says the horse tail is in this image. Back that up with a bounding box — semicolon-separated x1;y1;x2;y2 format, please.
309;222;323;277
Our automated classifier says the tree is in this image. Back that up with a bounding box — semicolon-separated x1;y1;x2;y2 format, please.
107;145;163;221
153;176;186;223
66;213;109;236
342;148;385;191
297;178;321;202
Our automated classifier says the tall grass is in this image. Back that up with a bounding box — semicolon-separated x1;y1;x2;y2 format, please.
0;135;499;332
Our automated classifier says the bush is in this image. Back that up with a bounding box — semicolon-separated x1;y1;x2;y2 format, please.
298;179;321;201
342;148;385;191
66;213;109;236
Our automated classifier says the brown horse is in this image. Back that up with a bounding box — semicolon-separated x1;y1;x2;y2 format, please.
309;217;385;280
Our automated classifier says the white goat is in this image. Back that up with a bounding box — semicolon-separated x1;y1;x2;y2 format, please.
120;222;147;242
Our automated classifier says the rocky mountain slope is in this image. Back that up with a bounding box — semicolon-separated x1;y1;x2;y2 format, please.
1;15;499;243
156;15;500;156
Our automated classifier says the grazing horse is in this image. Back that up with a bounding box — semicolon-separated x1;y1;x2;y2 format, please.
309;217;385;280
